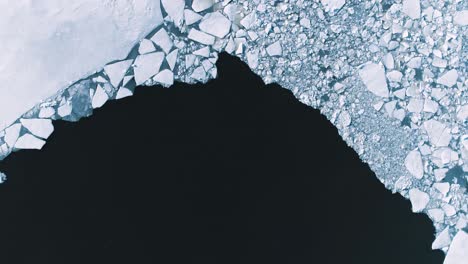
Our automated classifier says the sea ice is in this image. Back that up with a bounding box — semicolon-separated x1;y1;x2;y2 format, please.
199;12;231;38
405;149;424;179
20;119;54;139
15;134;46;150
104;59;134;88
409;188;430;213
444;231;468;264
359;63;389;98
133;52;165;85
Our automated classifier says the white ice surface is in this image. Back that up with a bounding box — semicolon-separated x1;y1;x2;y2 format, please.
0;0;164;131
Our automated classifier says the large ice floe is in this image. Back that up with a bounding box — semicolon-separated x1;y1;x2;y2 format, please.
0;0;467;262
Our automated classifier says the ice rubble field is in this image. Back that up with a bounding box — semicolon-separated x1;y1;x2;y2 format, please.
0;0;467;263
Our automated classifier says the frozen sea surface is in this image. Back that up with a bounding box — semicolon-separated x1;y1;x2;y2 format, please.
0;0;466;262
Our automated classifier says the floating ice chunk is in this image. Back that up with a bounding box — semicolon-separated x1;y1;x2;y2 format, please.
188;29;215;45
4;124;21;148
104;59;133;88
444;231;468;264
166;49;178;71
247;49;259;69
191;66;206;82
359;63;389;98
432;227;451;250
38;107;55;118
58;103;72;118
184;9;203;25
0;172;6;184
20;119;53;139
437;69;458;87
428;208;445;223
382;53;394;70
151;29;173;54
402;0;420;19
192;0;214;13
300;18;311;29
199;12;231;38
138;39;156;55
407;99;423;113
185;54;196;68
433;182;450;196
454;11;468;26
154;69;174;86
193;46;210;57
133;52;165;85
92;85;109;109
405;149;424;179
424;120;452;147
116;88;133;100
424;99;439;113
407;57;422;68
266;41;282;56
386;70;403;82
0;144;8;157
457;105;468;121
320;0;346;13
240;12;256;29
442;204;456;217
161;0;185;27
434;168;449;182
432;57;447;68
408;188;429;212
15;134;45;150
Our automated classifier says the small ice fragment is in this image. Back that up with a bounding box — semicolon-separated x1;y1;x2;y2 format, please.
432;227;451;250
320;0;346;13
104;59;133;88
247;49;259;69
444;231;468;264
192;0;214;12
359;63;389;98
338;111;351;127
408;188;429;212
266;41;282;56
14;134;46;150
193;46;210;57
300;18;311;29
188;29;215;45
184;9;202;25
382;53;394;69
405;149;424;179
185;54;196;68
161;0;185;27
386;70;403;82
4;124;21;148
166;49;178;71
454;11;468;26
457;105;468;121
434;168;448;182
154;69;174;86
199;12;231;38
437;69;458;87
0;172;6;184
92;85;109;109
38;107;56;118
151;29;173;54
138;39;156;55
423;120;452;147
20;119;53;139
133;52;165;85
116;88;133;100
402;0;420;19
